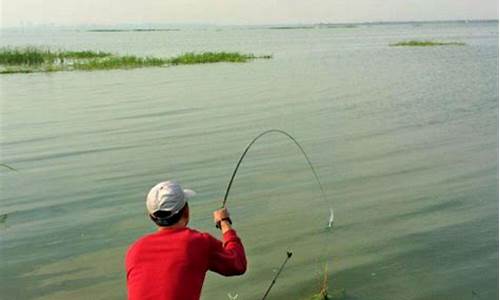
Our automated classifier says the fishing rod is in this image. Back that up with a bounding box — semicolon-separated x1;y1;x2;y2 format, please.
221;129;331;214
219;129;334;298
261;251;293;300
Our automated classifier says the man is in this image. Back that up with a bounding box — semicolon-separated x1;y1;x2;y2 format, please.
125;180;247;300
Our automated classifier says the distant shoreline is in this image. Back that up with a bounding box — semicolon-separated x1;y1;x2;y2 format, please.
0;19;497;31
87;29;181;32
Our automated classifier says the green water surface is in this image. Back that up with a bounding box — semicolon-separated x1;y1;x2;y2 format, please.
0;21;498;300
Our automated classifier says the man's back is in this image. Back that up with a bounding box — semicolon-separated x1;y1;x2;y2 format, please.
125;227;246;300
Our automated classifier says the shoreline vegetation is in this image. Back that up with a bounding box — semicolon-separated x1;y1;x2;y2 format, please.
0;47;272;74
390;40;466;47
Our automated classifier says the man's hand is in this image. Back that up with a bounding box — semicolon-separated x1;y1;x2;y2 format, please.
213;208;232;234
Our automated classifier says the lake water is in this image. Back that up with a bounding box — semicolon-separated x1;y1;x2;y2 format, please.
0;21;498;300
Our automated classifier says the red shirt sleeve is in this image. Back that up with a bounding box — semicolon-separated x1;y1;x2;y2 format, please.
207;229;247;276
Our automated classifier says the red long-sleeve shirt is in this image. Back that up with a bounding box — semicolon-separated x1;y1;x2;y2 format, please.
125;227;246;300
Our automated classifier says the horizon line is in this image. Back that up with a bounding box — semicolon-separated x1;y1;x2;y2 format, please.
1;18;498;29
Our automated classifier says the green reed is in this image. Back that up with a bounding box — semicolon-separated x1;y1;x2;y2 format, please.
168;52;269;65
0;47;113;66
0;47;272;73
73;56;167;70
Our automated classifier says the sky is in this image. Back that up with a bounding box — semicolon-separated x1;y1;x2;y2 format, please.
1;0;498;27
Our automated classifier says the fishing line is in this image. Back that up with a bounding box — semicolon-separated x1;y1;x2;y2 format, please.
220;129;334;227
219;129;335;299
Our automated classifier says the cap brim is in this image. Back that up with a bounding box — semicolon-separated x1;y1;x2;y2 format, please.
183;189;196;198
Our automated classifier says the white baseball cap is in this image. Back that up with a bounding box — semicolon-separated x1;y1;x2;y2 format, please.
146;181;196;215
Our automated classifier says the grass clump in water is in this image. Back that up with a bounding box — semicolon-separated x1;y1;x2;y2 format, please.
390;40;466;47
0;48;271;73
0;47;112;66
168;52;269;65
74;56;167;70
59;50;112;59
0;47;50;65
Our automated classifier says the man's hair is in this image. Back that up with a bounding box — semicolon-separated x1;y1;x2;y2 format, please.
149;203;188;227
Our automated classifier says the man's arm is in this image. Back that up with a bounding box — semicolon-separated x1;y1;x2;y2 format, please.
208;208;247;276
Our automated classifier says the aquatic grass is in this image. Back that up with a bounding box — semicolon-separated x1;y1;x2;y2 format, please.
0;47;49;65
73;56;167;70
0;47;113;66
73;52;264;70
390;40;466;47
168;52;267;65
59;50;112;59
0;48;272;73
0;67;36;74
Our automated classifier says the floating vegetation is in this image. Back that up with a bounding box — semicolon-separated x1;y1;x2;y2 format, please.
0;47;272;74
87;29;180;32
169;52;270;65
73;56;167;70
0;47;112;65
390;40;466;47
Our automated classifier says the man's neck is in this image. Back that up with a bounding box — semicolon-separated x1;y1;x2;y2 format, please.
158;221;187;231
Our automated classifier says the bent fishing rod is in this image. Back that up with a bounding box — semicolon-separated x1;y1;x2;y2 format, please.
220;129;330;211
219;129;334;299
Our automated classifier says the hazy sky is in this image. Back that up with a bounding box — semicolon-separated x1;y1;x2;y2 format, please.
1;0;498;27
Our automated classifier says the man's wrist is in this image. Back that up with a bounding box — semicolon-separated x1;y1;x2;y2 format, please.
220;220;232;233
216;217;232;229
